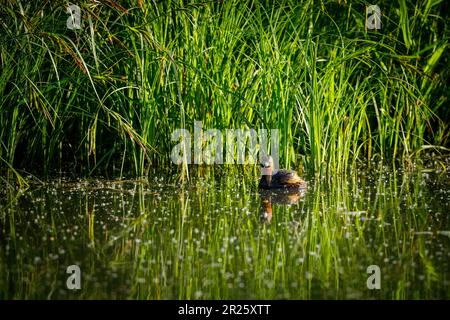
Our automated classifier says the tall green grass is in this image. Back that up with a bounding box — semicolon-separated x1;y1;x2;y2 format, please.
0;0;449;180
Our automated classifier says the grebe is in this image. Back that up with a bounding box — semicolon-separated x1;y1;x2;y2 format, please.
259;155;307;189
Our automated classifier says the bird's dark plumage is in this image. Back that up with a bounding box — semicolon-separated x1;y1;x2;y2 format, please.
259;156;307;189
259;170;306;189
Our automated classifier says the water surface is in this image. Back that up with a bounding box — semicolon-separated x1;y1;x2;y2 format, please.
1;168;449;299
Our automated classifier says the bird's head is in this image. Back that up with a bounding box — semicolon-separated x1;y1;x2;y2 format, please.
260;155;274;169
260;155;274;176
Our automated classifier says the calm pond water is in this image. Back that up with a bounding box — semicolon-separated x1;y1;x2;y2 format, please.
1;168;449;299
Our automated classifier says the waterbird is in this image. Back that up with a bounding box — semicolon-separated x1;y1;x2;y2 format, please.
259;155;307;189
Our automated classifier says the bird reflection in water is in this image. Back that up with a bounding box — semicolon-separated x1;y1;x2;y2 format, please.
259;188;306;223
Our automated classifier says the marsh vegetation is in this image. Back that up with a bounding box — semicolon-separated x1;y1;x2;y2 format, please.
0;0;449;299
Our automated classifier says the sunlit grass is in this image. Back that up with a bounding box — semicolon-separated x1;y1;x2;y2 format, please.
1;1;449;300
0;0;448;183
